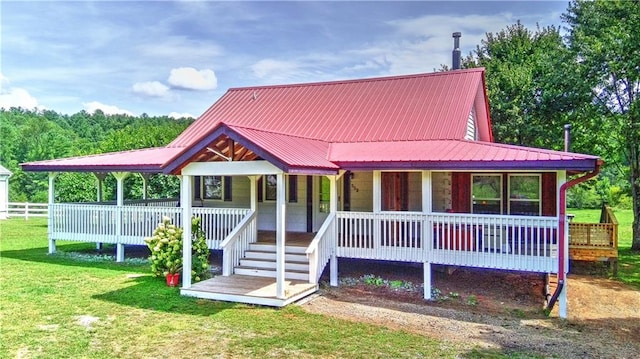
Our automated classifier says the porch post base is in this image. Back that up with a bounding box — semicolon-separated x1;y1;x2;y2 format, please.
116;243;125;262
559;278;568;319
48;239;56;254
329;254;338;287
96;243;102;252
423;262;432;300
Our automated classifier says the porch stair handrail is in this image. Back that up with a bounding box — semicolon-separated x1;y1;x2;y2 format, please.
221;211;257;276
305;212;336;284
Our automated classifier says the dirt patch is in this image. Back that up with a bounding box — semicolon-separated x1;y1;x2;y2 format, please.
300;259;640;358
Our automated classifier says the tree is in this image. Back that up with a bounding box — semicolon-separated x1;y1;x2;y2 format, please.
463;21;594;152
563;0;640;250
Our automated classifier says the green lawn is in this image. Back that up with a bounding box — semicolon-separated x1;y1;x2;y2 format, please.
569;208;639;288
0;218;472;358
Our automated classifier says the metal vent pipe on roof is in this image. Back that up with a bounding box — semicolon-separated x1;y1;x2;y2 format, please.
452;32;462;70
564;124;571;152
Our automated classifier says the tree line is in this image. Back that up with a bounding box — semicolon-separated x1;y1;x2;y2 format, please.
0;108;192;202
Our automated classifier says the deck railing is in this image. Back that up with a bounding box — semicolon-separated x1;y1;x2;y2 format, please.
221;211;257;276
569;204;618;249
49;203;249;249
337;211;558;273
306;212;336;284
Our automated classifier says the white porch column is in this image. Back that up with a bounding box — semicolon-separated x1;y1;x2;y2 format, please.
47;172;58;254
422;171;433;298
249;176;259;241
140;173;152;200
181;175;193;289
372;170;382;212
423;262;432;300
94;172;107;251
276;173;286;299
329;175;339;287
112;172;129;262
94;172;107;202
557;170;568;318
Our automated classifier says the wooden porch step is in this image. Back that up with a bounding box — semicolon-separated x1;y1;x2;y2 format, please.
243;250;308;262
234;266;309;281
239;258;309;272
249;243;307;254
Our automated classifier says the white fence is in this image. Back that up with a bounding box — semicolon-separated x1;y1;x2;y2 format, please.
7;202;49;219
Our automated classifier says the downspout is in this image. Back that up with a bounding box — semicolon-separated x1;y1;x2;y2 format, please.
546;161;601;312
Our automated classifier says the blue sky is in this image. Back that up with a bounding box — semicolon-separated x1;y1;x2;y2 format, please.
1;1;568;118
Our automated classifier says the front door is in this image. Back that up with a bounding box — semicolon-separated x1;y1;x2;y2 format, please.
382;172;408;211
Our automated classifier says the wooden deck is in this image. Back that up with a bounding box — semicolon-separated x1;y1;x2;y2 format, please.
181;275;318;307
568;205;618;275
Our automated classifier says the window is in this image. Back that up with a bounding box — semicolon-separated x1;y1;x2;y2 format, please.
472;175;502;214
509;175;541;215
264;174;277;201
319;176;330;213
203;176;222;200
201;176;232;201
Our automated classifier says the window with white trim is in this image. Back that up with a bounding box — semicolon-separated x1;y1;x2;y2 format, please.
203;176;223;200
508;174;541;216
264;174;277;201
471;174;502;214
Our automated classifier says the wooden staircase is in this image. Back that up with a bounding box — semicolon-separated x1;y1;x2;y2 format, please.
234;242;310;281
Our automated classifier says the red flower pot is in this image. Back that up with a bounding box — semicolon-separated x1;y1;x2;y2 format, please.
166;273;180;287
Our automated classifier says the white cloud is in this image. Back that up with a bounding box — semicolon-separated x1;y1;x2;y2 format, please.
250;59;302;81
168;111;195;119
0;74;42;110
167;67;217;91
83;101;133;116
132;81;170;98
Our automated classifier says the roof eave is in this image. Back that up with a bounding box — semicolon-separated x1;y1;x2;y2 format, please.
20;164;164;173
334;159;600;172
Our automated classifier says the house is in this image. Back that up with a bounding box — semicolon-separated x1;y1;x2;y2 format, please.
21;67;602;318
0;164;11;219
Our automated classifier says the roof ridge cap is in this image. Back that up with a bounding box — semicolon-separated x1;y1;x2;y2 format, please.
227;68;486;91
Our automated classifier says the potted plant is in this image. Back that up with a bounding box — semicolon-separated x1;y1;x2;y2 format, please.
144;216;210;287
165;263;182;287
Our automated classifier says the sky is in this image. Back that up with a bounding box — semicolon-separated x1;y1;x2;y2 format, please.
1;0;569;119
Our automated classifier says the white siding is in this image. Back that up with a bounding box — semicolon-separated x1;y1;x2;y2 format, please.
349;171;373;212
464;108;476;140
258;175;307;232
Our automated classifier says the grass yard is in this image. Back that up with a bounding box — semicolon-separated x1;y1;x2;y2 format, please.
0;218;466;359
569;208;639;288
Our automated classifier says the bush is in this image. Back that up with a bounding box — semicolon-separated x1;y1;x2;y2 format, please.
144;216;210;282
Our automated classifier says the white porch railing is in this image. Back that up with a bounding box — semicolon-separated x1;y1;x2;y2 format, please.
337;211;558;273
193;207;251;249
49;203;250;249
306;212;336;284
221;211;257;276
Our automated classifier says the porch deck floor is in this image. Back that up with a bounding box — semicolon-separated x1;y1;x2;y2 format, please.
181;275;318;307
255;231;315;247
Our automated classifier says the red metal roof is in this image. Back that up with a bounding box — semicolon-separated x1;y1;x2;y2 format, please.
229;125;337;171
21;147;182;172
169;69;486;148
21;68;600;174
327;140;600;171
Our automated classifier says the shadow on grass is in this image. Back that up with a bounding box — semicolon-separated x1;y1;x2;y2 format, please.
0;243;150;273
618;247;640;289
91;274;243;316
